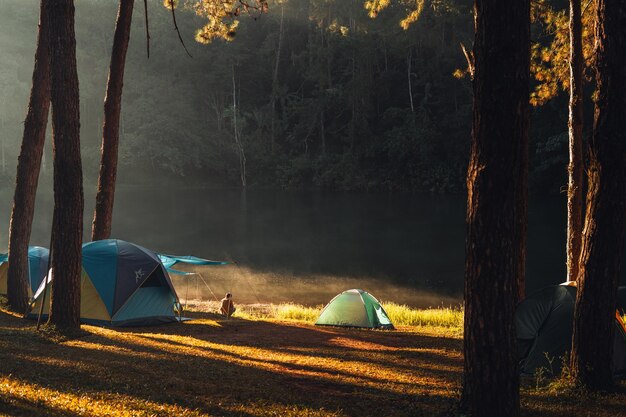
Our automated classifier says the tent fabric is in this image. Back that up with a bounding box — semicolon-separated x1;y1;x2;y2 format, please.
0;263;7;295
81;239;118;315
315;289;394;329
158;254;228;275
516;284;626;377
0;246;50;297
29;239;180;327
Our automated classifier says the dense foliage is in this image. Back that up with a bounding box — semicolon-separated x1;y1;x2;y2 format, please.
0;0;580;192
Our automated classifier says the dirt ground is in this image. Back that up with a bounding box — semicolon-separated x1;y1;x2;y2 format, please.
0;309;625;416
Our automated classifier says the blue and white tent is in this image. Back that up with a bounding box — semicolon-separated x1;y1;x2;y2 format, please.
0;246;49;297
30;239;180;326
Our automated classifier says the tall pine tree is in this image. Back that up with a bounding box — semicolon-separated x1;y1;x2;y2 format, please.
571;0;626;391
92;0;135;241
46;0;84;331
6;0;51;313
461;0;530;414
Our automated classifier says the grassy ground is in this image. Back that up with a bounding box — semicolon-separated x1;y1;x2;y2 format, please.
0;303;626;416
187;301;463;334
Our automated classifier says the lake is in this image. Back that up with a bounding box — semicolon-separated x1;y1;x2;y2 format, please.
0;186;580;307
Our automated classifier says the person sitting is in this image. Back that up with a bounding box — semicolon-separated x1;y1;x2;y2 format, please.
220;293;236;317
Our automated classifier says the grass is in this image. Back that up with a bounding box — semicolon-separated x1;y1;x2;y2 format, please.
382;303;463;329
191;300;464;330
1;299;626;416
232;303;324;323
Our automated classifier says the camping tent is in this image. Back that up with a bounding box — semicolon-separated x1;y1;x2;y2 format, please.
30;239;180;326
315;289;394;329
0;246;49;297
516;284;626;377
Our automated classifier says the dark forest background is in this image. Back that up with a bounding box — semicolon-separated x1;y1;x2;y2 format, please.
0;0;578;193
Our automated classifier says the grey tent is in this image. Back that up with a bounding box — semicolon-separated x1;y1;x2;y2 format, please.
516;284;626;377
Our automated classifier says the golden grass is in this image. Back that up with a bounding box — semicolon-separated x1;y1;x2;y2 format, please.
231;302;324;323
0;302;465;417
0;300;625;416
382;303;463;328
228;302;464;332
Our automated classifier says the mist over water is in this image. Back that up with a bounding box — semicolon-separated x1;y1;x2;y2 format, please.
0;186;581;307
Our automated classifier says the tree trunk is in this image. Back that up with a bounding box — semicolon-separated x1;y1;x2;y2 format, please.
1;139;5;176
566;0;584;283
461;0;530;414
232;64;246;188
320;111;326;155
92;0;134;241
6;0;51;313
571;0;626;391
407;48;414;113
46;0;84;331
269;5;284;154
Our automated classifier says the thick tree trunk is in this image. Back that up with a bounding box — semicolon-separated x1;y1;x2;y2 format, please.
461;0;530;414
46;0;84;331
566;0;584;283
6;0;50;313
571;0;626;391
92;0;134;241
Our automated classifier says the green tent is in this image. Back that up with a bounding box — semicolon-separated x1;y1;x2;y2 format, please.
315;289;394;329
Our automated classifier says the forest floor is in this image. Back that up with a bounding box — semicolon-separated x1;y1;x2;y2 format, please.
1;305;626;416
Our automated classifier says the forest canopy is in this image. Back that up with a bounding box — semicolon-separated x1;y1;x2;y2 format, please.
0;0;575;193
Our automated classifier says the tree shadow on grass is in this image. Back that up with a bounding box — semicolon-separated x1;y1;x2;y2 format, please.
520;382;626;417
1;339;458;417
0;311;461;417
0;393;86;417
269;344;463;382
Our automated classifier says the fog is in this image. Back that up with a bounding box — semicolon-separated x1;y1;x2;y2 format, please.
0;1;597;308
0;186;582;307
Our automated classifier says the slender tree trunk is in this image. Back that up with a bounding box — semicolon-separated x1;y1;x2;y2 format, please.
1;140;5;175
6;0;51;313
566;0;585;283
326;5;332;89
269;5;284;154
92;0;134;241
407;48;414;113
320;111;326;156
571;0;626;391
461;0;530;414
46;0;84;331
350;52;356;149
232;64;246;188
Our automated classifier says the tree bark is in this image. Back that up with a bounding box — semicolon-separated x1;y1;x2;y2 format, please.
46;0;84;331
232;64;246;188
566;0;584;283
461;0;530;414
6;0;51;313
407;48;414;113
571;0;626;391
269;4;284;154
92;0;134;241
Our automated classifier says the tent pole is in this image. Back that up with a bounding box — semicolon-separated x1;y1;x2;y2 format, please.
197;272;219;302
37;211;55;330
230;258;263;306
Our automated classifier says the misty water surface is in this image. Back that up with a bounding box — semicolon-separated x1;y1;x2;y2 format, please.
0;187;576;307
